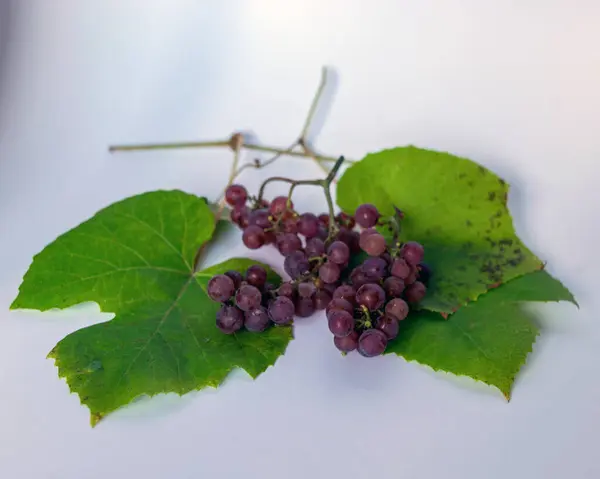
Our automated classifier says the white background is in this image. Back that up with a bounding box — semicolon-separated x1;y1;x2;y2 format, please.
1;1;599;478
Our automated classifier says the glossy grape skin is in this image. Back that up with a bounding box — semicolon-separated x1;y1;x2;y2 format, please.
268;296;295;325
376;315;400;340
383;276;405;298
319;261;341;284
295;297;316;317
230;205;250;228
355;203;380;228
235;284;262;311
297;213;319;238
357;329;388;357
349;267;371;289
224;270;243;289
297;281;316;298
283;251;310;279
326;298;354;318
362;257;387;281
216;305;244;334
305;237;326;258
328;310;355;338
385;298;409;321
314;289;332;310
333;284;356;305
245;265;267;288
390;258;411;279
278;282;297;300
270;196;293;217
248;209;272;229
327;241;350;265
359;231;387;256
405;281;427;303
400;241;424;266
225;184;248;207
355;283;386;311
405;264;419;285
242;225;266;249
244;307;270;332
334;331;359;352
207;274;235;302
276;233;302;256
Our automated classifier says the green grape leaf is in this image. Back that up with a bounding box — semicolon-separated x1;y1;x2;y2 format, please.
386;270;576;398
336;146;544;312
10;190;292;425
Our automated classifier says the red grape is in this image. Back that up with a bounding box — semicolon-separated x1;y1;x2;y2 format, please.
356;283;386;311
405;281;427;303
207;274;235;302
357;329;388;357
242;225;266;249
225;184;248;207
355;204;380;228
385;298;409;321
334;331;359;352
319;261;341;284
216;305;244;334
328;310;355;337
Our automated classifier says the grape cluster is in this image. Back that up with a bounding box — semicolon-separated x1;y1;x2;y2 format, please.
207;183;431;357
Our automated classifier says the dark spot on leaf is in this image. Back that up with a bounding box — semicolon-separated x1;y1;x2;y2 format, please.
498;178;506;185
468;181;475;187
499;239;513;246
458;173;466;179
513;248;521;255
488;191;496;201
457;265;467;271
495;210;503;218
478;165;486;175
466;220;472;227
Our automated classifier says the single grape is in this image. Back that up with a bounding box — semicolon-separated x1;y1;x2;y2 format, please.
230;205;249;228
297;281;316;298
314;289;332;310
207;274;235;302
235;284;262;311
383;276;405;298
349;267;371;289
318;213;330;227
277;282;297;300
327;241;350;265
357;329;388;357
269;196;293;218
224;270;243;289
225;184;248;207
359;231;387;256
390;258;410;279
333;284;356;305
245;265;267;289
319;261;341;284
282;216;298;234
417;263;432;285
400;241;424;266
296;297;316;317
335;212;356;229
216;305;244;334
244;307;270;332
405;281;427;303
268;296;295;324
376;314;400;340
334;330;359;352
297;213;319;238
328;310;355;338
356;283;386;311
362;257;387;281
305;237;325;257
248;208;272;229
283;251;310;279
326;298;354;318
355;203;380;228
276;233;302;257
385;298;409;321
242;225;266;249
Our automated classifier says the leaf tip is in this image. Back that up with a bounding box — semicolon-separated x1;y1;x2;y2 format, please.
90;412;104;427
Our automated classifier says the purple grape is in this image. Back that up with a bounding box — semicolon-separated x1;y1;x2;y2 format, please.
400;241;424;266
277;282;297;300
276;233;302;256
264;230;277;245
417;263;432;285
390;258;410;279
328;310;355;337
283;251;310;279
326;298;354;318
336;228;360;254
297;213;319;238
269;196;293;218
242;225;265;250
349;267;371;289
356;283;386;311
230;205;249;228
380;251;392;265
235;284;262;311
248;209;272;229
333;284;356;305
314;289;332;310
358;329;388;357
322;282;339;295
244;307;270;332
334;331;359;352
383;276;405;298
405;264;419;285
245;265;267;288
405;281;427;303
282;217;298;234
295;297;315;317
305;237;325;258
316;225;329;240
359;231;387;256
216;305;244;334
327;241;350;265
225;184;248;207
355;204;380;228
362;257;387;281
224;270;243;289
319;261;341;284
318;214;330;226
268;296;295;324
297;281;317;298
385;298;409;321
376;315;399;340
207;274;235;302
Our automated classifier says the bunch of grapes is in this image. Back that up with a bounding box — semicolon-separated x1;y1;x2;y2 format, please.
207;183;431;357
